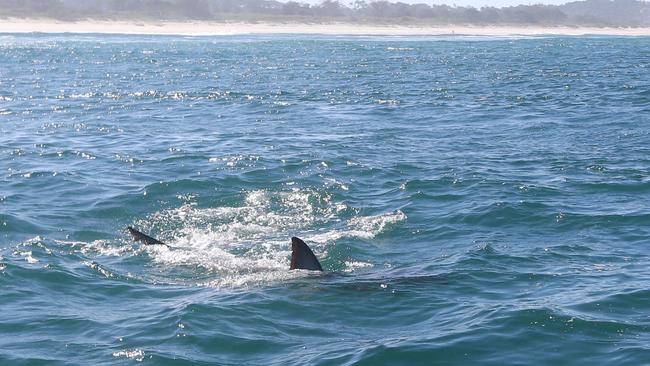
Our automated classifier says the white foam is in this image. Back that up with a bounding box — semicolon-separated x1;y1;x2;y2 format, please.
307;210;406;243
343;261;374;272
18;251;39;264
348;210;406;236
112;349;145;362
104;189;405;288
200;269;310;289
83;261;116;279
57;239;134;257
143;189;337;241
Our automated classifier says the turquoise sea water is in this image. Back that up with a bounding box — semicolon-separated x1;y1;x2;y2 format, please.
1;34;650;365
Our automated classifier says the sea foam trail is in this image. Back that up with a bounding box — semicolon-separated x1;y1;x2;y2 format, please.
70;189;405;288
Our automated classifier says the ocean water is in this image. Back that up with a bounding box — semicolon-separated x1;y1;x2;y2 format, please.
1;33;650;365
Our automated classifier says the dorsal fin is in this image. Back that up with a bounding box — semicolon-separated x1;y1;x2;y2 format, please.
290;237;323;271
127;226;167;246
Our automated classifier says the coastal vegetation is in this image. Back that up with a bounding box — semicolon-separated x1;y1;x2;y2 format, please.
0;0;648;27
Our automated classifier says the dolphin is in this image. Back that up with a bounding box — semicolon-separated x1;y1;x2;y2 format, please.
126;226;323;271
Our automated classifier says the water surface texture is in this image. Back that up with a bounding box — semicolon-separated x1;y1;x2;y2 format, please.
2;34;650;365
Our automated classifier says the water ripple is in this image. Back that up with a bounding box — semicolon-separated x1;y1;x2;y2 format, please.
2;34;650;364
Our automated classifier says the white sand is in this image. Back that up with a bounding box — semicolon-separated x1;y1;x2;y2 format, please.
1;18;649;36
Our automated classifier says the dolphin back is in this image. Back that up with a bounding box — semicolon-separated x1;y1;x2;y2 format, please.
290;237;323;271
127;226;166;245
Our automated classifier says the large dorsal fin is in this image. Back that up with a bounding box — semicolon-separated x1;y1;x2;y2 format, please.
290;237;323;271
127;226;167;246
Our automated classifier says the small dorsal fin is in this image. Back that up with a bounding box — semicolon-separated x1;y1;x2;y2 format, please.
290;237;323;271
127;226;166;246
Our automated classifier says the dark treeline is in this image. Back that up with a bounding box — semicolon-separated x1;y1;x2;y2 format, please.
0;0;649;26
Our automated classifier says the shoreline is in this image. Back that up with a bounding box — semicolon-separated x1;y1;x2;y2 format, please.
1;18;650;36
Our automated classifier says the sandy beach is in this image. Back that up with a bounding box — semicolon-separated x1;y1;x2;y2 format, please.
1;18;650;36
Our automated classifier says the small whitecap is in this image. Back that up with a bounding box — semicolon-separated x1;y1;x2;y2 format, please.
343;261;373;272
64;239;133;257
377;99;400;105
348;210;407;236
69;92;94;99
112;349;145;362
83;261;115;279
166;91;186;100
19;251;39;264
80;152;96;160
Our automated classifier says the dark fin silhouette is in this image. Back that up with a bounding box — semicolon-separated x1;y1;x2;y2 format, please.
290;237;323;271
127;226;167;246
